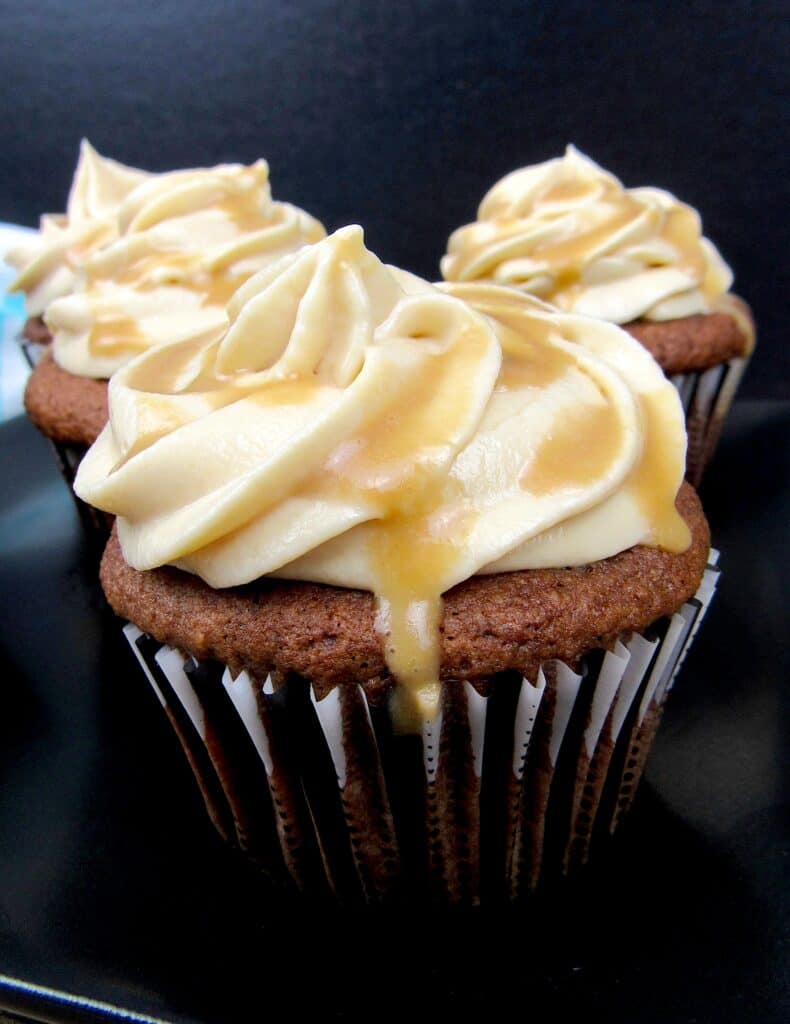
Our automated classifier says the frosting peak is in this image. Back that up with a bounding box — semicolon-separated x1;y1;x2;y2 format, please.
76;234;689;727
217;224;405;381
441;146;733;324
46;155;325;379
6;140;150;316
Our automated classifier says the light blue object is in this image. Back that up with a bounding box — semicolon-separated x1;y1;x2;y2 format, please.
0;221;36;422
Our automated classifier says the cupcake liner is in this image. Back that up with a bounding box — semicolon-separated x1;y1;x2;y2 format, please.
18;331;112;546
18;333;48;371
672;357;749;486
121;552;720;906
47;438;110;545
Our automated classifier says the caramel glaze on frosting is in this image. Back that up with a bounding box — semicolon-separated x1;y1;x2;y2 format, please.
77;227;691;729
33;149;324;380
441;146;735;327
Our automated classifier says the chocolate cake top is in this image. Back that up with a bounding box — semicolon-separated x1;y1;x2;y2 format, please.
101;481;708;704
24;350;107;447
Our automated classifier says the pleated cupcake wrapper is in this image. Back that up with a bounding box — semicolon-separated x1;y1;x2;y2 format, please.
19;334;48;371
672;356;749;487
17;331;111;545
121;552;719;905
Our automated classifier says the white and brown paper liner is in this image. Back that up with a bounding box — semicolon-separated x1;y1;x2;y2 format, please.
672;358;748;486
121;552;720;905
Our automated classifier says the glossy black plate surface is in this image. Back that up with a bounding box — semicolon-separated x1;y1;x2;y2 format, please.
0;402;788;1024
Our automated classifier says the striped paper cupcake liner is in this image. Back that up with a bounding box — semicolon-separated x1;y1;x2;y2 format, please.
121;552;720;906
672;358;749;487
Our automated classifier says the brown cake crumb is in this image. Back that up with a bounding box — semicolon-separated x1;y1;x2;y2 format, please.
24;351;108;446
23;316;53;345
624;303;752;375
101;483;709;702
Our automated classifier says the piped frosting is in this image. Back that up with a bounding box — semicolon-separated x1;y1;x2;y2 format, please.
6;141;150;316
45;156;325;378
441;146;733;324
76;228;689;728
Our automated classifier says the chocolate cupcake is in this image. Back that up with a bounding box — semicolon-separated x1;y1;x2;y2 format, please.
440;146;755;485
7;141;325;536
76;226;719;904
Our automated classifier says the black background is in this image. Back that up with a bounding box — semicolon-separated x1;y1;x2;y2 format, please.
1;0;788;395
0;4;788;1019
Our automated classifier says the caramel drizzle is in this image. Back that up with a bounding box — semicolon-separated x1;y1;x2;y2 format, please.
113;274;689;730
371;290;687;724
447;170;719;302
87;196;308;358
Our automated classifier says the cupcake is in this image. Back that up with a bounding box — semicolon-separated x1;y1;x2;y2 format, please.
76;226;718;904
440;146;755;485
8;142;325;535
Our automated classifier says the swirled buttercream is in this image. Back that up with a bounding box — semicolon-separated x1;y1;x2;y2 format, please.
6;140;150;316
44;157;325;379
441;146;733;324
76;228;689;727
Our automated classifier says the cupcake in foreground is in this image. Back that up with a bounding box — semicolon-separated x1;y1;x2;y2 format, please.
8;141;325;534
77;227;719;904
441;146;754;485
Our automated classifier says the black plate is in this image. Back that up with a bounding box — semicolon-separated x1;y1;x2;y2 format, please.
0;403;788;1024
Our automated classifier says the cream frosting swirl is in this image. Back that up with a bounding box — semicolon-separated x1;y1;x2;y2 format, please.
45;156;325;379
76;228;689;727
441;146;733;324
6;140;150;317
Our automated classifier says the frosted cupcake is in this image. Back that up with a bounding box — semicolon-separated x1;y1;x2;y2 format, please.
441;147;754;485
7;142;325;533
76;227;718;904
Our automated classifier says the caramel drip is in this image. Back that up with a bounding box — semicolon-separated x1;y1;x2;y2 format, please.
316;326;493;725
520;398;622;495
371;522;452;733
88;316;149;356
528;198;644;269
629;392;690;551
116;399;194;464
